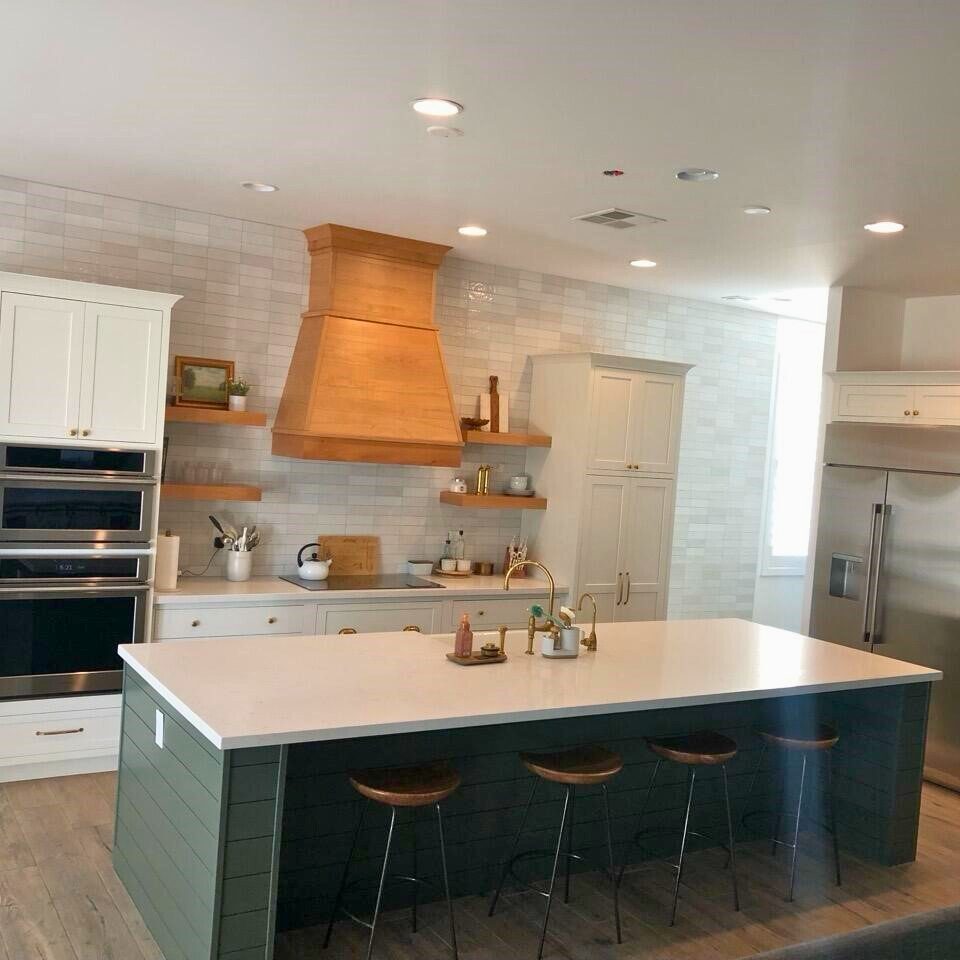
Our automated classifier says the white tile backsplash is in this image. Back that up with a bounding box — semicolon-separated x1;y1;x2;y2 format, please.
0;176;776;618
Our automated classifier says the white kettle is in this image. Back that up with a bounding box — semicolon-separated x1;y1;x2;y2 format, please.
297;542;332;581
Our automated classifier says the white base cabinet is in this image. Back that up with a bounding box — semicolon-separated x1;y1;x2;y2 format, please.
0;272;178;446
0;694;121;783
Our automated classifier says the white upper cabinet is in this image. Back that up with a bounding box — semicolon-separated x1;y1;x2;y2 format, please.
79;302;164;444
832;372;960;426
588;368;683;474
0;293;85;439
0;273;178;448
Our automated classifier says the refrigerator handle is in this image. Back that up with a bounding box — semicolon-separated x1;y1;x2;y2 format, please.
861;503;882;643
867;502;891;644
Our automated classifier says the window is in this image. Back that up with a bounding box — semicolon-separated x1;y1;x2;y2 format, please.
760;316;826;575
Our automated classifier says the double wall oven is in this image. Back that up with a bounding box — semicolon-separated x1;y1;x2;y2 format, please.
0;443;156;699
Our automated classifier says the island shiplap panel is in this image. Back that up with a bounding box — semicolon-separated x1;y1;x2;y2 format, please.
0;173;776;619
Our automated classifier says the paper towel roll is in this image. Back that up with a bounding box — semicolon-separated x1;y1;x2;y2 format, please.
155;531;180;591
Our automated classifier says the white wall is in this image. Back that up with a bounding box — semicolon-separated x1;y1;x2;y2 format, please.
753;575;805;631
902;295;960;369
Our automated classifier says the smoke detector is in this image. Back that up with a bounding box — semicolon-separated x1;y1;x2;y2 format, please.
572;208;666;230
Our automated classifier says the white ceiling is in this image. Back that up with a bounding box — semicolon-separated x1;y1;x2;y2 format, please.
5;0;960;320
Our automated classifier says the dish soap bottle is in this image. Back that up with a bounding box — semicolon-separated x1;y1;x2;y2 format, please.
455;613;474;658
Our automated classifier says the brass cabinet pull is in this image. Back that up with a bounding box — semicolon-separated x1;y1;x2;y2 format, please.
68;428;78;436
625;571;631;603
616;572;623;606
191;619;200;627
477;609;485;616
904;410;911;416
913;410;919;416
36;727;84;737
267;616;277;624
81;429;91;437
338;627;357;635
403;625;422;632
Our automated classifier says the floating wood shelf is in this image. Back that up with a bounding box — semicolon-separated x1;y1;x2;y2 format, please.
439;491;547;510
165;405;267;427
161;483;262;502
463;430;552;448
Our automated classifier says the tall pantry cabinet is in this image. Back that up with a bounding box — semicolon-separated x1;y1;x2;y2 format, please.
521;353;691;621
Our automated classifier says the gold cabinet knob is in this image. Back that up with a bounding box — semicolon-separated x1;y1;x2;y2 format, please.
477;610;485;616
904;410;911;416
267;616;277;624
403;625;422;632
81;429;90;436
69;428;78;436
338;627;357;635
913;410;919;416
191;619;200;627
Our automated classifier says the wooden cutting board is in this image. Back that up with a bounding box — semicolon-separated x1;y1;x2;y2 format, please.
317;535;379;576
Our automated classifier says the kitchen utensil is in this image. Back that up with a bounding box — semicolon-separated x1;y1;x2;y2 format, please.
316;535;379;575
297;542;333;580
209;515;225;536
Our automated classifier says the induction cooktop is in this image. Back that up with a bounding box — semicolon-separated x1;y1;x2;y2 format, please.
279;574;443;591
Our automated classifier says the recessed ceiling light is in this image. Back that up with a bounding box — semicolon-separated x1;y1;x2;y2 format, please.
676;168;719;182
629;259;657;268
864;220;905;234
458;225;487;237
743;205;771;215
722;295;755;302
412;98;463;117
426;125;464;138
240;181;278;193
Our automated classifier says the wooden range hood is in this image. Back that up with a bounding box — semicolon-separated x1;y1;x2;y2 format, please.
272;224;463;466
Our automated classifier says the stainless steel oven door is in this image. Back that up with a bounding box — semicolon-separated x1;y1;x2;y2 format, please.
0;583;149;699
0;474;156;543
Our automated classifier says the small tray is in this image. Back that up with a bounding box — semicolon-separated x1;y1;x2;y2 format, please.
503;488;536;497
432;567;472;577
446;652;508;666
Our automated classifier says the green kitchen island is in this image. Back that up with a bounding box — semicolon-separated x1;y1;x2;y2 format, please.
114;618;940;960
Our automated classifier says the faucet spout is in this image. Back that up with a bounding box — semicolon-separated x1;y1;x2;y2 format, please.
503;560;556;616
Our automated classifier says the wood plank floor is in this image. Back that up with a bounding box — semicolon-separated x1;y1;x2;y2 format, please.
1;773;958;960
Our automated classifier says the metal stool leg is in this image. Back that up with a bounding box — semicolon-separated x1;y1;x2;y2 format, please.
488;777;538;916
366;806;397;960
538;786;571;960
324;800;367;949
669;768;697;927
435;802;458;960
601;784;622;944
771;763;787;857
563;786;576;903
721;764;740;912
827;751;842;887
787;753;807;903
411;809;419;933
617;758;662;886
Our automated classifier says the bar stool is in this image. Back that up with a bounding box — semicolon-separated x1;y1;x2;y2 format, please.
488;745;623;959
618;731;740;926
324;761;460;960
744;723;841;902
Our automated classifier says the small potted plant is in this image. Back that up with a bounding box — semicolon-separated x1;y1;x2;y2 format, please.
226;377;251;412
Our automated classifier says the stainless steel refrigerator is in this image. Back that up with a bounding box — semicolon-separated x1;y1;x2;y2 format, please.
810;422;960;791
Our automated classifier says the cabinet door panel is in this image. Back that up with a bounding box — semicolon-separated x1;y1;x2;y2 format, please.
913;384;960;424
79;303;163;444
633;375;682;474
835;384;913;423
615;478;673;622
587;370;636;471
320;603;442;635
577;476;630;606
0;293;84;439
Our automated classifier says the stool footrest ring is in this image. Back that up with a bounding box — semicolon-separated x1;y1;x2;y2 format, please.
502;848;584;899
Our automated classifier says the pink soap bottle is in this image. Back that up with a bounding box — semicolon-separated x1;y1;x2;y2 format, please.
455;613;474;658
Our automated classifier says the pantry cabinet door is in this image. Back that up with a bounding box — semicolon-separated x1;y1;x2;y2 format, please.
0;293;85;440
577;475;631;618
615;478;674;622
587;369;638;472
631;374;683;474
834;383;914;423
78;302;164;445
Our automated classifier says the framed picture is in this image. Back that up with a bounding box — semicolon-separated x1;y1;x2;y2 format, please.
173;356;234;408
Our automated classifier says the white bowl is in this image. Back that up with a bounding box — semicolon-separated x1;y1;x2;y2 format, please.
407;560;435;575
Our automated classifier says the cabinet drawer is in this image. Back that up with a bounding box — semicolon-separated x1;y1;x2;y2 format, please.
455;596;550;628
0;708;121;761
321;603;442;635
154;604;307;640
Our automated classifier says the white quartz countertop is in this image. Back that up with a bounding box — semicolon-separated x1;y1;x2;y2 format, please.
119;618;941;750
153;575;561;605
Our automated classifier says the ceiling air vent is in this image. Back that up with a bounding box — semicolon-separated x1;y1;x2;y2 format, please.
572;208;666;229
